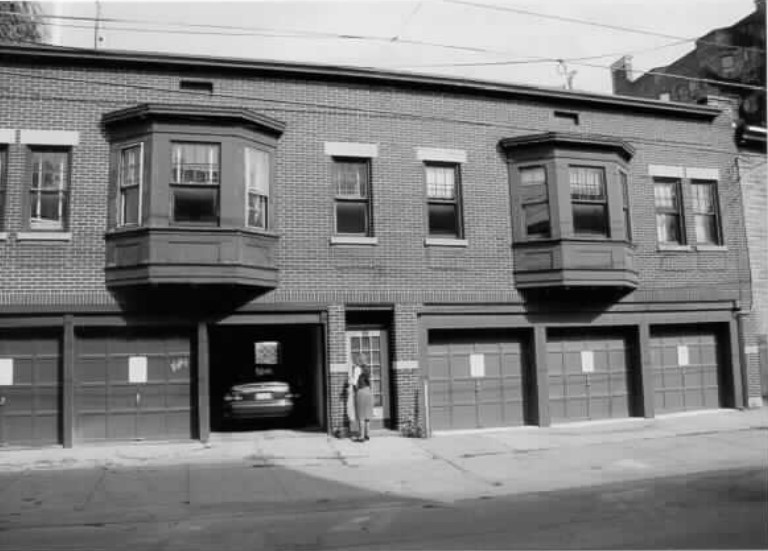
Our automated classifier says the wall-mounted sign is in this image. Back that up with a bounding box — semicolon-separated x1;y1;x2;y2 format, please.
677;345;689;366
581;350;595;373
470;353;485;378
0;358;13;386
255;341;280;365
128;356;148;384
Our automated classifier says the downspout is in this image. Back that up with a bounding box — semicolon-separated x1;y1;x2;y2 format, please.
733;155;754;408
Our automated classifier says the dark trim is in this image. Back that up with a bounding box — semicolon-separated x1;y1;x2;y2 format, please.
62;315;74;448
0;44;721;120
637;321;654;418
500;132;636;161
532;325;551;427
102;103;286;137
196;322;210;443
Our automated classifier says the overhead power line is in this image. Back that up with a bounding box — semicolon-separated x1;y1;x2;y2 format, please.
444;0;766;54
0;67;747;157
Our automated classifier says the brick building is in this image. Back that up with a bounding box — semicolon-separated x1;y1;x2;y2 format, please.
0;43;761;448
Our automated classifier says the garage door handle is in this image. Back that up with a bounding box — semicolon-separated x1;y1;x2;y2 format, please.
136;392;141;406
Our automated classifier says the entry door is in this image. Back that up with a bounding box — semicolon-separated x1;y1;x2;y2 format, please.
346;330;390;428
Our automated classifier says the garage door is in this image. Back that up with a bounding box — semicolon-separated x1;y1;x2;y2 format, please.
548;332;632;423
651;327;723;414
428;330;528;431
75;330;194;442
0;332;61;446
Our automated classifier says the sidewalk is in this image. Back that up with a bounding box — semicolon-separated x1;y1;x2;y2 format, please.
0;408;766;530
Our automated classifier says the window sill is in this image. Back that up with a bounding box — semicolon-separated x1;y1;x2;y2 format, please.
696;244;727;252
657;244;692;252
16;232;72;242
425;237;468;247
330;236;378;246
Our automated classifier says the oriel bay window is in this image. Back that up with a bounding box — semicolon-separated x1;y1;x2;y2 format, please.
29;148;69;231
691;180;721;245
334;158;371;235
426;163;463;238
118;144;143;226
171;142;220;225
654;178;685;245
570;166;608;237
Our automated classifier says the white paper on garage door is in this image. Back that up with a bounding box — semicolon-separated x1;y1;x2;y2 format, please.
677;345;689;366
581;350;595;373
0;358;13;386
128;356;148;383
470;353;485;377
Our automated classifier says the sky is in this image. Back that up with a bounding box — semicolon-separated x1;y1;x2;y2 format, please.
37;0;759;94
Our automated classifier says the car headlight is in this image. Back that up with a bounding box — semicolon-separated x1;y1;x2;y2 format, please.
224;394;243;402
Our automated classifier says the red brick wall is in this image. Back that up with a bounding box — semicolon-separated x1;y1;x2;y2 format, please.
0;58;750;311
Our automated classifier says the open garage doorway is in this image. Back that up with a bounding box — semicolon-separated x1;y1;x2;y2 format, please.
209;325;325;432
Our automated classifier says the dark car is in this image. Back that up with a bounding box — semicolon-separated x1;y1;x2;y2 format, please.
222;380;300;421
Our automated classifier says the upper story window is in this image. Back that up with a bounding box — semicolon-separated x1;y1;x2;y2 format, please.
0;148;6;231
334;157;371;236
29;148;69;231
569;166;608;237
654;177;685;245
691;180;721;245
118;144;143;226
171;142;220;225
519;165;550;238
245;147;270;230
620;169;631;242
426;163;463;238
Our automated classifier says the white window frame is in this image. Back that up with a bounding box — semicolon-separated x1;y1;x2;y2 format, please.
118;143;144;227
244;146;270;230
29;148;69;232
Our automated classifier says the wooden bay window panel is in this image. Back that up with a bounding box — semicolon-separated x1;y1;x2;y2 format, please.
570;166;608;237
426;163;462;238
245;147;270;230
334;158;371;235
519;166;550;238
29;149;69;231
654;178;684;245
691;180;721;245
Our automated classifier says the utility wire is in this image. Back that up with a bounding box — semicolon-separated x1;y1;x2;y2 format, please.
444;0;766;54
29;19;768;94
0;67;746;157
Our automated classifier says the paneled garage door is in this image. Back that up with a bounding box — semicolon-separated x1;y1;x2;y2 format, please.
548;332;633;423
428;330;528;431
0;332;61;446
651;327;724;414
75;330;194;442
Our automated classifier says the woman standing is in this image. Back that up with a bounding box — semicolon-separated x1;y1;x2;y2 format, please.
354;362;373;442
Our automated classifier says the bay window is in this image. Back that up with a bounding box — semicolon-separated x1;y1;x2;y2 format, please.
171;142;219;225
570;166;608;237
519;166;550;238
29;148;69;231
118;144;143;226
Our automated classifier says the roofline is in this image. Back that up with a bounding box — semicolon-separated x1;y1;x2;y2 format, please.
0;43;721;120
499;132;636;160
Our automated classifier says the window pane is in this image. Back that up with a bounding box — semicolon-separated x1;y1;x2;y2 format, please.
336;202;368;234
573;203;608;236
335;161;368;198
654;181;679;210
520;166;546;186
172;143;219;185
695;214;718;244
245;147;270;195
570;167;605;201
33;151;67;190
621;172;631;241
30;191;64;229
120;146;142;189
426;165;456;199
656;213;681;244
173;187;218;223
428;203;459;236
247;193;268;229
692;182;715;214
121;186;140;226
524;203;551;237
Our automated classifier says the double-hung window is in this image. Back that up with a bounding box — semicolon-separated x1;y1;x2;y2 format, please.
171;142;219;225
519;166;550;238
334;158;371;235
118;144;143;226
654;177;685;245
245;147;270;230
29;148;69;231
691;180;722;245
570;166;608;236
426;163;462;238
620;170;631;242
0;148;6;231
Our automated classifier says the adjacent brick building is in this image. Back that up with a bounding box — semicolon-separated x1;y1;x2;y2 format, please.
0;43;761;447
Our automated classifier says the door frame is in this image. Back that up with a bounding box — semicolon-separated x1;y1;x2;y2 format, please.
345;327;391;429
